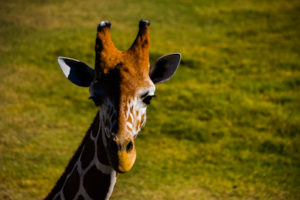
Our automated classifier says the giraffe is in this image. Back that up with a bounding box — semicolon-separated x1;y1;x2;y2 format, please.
45;20;181;200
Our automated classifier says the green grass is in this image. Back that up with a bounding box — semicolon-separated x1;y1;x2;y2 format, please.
0;0;300;199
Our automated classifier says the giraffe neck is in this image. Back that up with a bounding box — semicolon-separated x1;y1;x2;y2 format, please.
45;111;118;200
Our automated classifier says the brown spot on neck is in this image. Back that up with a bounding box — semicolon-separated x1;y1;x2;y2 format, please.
63;167;80;200
80;137;95;170
83;165;112;199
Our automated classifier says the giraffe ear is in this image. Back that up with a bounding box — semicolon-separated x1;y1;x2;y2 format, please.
150;53;181;84
58;57;95;87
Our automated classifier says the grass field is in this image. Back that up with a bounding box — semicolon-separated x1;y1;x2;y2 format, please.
0;0;300;199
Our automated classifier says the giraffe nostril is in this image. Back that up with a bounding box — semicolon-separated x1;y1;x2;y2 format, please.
126;141;133;152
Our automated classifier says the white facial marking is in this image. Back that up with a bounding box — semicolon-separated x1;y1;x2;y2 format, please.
125;85;155;137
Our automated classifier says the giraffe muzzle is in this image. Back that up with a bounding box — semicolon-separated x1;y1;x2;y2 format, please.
107;136;136;173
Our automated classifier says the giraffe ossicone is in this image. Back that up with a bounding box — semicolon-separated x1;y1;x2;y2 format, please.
46;20;180;200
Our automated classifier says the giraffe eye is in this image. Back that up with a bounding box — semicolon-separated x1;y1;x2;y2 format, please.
143;95;155;105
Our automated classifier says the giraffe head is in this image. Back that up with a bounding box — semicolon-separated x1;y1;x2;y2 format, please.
58;20;180;173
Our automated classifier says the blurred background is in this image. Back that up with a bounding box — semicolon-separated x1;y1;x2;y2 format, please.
0;0;299;199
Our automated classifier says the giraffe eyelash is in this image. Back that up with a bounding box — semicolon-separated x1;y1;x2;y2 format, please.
143;95;155;105
141;92;149;99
